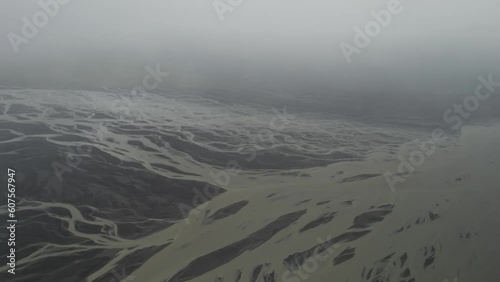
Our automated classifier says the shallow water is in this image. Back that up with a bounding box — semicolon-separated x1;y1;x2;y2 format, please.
0;88;499;282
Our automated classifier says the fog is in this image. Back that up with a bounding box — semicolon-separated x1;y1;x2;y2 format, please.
1;0;499;105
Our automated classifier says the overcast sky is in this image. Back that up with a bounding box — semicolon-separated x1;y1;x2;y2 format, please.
0;0;499;100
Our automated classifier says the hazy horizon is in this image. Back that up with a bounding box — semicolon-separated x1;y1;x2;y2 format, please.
2;1;500;282
1;0;499;98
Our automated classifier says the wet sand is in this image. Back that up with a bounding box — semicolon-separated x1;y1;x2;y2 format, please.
0;88;499;282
